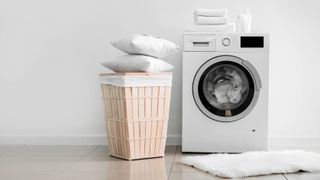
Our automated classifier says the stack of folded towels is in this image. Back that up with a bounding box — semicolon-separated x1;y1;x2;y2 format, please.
185;9;235;33
101;34;179;73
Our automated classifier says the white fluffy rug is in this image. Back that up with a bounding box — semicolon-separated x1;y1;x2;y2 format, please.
181;150;320;178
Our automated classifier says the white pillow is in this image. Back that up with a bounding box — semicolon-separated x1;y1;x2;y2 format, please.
101;55;174;72
111;34;180;58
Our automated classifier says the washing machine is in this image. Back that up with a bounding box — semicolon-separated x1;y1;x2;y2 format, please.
182;32;269;152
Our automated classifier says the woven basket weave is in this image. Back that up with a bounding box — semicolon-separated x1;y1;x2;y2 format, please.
100;73;172;160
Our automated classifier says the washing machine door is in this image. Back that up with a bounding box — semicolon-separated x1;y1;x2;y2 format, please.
193;55;262;122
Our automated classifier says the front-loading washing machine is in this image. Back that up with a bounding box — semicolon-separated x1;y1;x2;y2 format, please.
182;33;269;152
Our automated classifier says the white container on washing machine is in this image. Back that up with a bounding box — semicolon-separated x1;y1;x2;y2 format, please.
182;32;269;152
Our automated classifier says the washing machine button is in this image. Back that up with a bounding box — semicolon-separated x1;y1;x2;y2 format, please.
222;38;231;46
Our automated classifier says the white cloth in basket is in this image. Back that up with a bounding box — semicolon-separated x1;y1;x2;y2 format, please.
100;74;172;87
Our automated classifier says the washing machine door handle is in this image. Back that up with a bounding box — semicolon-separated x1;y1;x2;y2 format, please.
242;60;262;91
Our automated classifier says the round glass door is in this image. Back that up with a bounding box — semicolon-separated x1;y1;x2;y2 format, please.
193;55;261;122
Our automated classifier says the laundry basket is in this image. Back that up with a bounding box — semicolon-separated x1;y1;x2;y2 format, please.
100;72;172;160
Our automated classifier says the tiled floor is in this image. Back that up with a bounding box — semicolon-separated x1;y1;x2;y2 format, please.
0;145;319;180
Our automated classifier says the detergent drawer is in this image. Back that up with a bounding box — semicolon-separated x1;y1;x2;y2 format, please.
184;34;216;52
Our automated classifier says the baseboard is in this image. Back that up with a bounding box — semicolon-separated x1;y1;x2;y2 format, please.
0;135;182;145
269;137;320;148
167;136;320;147
166;136;320;147
166;135;182;145
1;135;319;147
0;135;107;145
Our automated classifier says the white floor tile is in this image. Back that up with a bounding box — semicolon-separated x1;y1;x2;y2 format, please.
53;171;111;180
171;146;208;172
0;145;316;180
4;145;98;156
0;171;57;180
55;156;170;180
0;155;83;172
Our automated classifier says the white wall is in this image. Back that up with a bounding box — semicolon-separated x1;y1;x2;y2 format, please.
1;0;320;145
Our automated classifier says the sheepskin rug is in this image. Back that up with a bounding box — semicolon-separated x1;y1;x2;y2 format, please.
180;150;320;178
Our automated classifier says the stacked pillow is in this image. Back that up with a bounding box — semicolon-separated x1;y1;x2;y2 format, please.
101;34;179;72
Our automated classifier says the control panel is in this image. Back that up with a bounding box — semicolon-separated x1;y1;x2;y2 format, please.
184;33;268;52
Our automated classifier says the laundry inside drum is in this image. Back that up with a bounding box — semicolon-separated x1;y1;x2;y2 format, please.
203;64;250;116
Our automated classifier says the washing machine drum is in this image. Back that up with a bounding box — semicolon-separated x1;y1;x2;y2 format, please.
193;55;262;122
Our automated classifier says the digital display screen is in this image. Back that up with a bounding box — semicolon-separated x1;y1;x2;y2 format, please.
241;36;264;48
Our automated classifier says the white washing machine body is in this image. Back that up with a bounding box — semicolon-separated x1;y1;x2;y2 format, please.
182;32;269;152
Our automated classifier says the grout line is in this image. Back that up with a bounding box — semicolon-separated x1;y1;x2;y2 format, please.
282;173;289;180
50;145;101;180
168;145;179;180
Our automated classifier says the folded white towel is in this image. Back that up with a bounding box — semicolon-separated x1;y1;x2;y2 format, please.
194;9;227;17
194;16;229;25
185;23;235;33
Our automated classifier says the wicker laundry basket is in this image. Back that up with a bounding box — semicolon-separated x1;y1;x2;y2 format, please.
100;72;172;160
